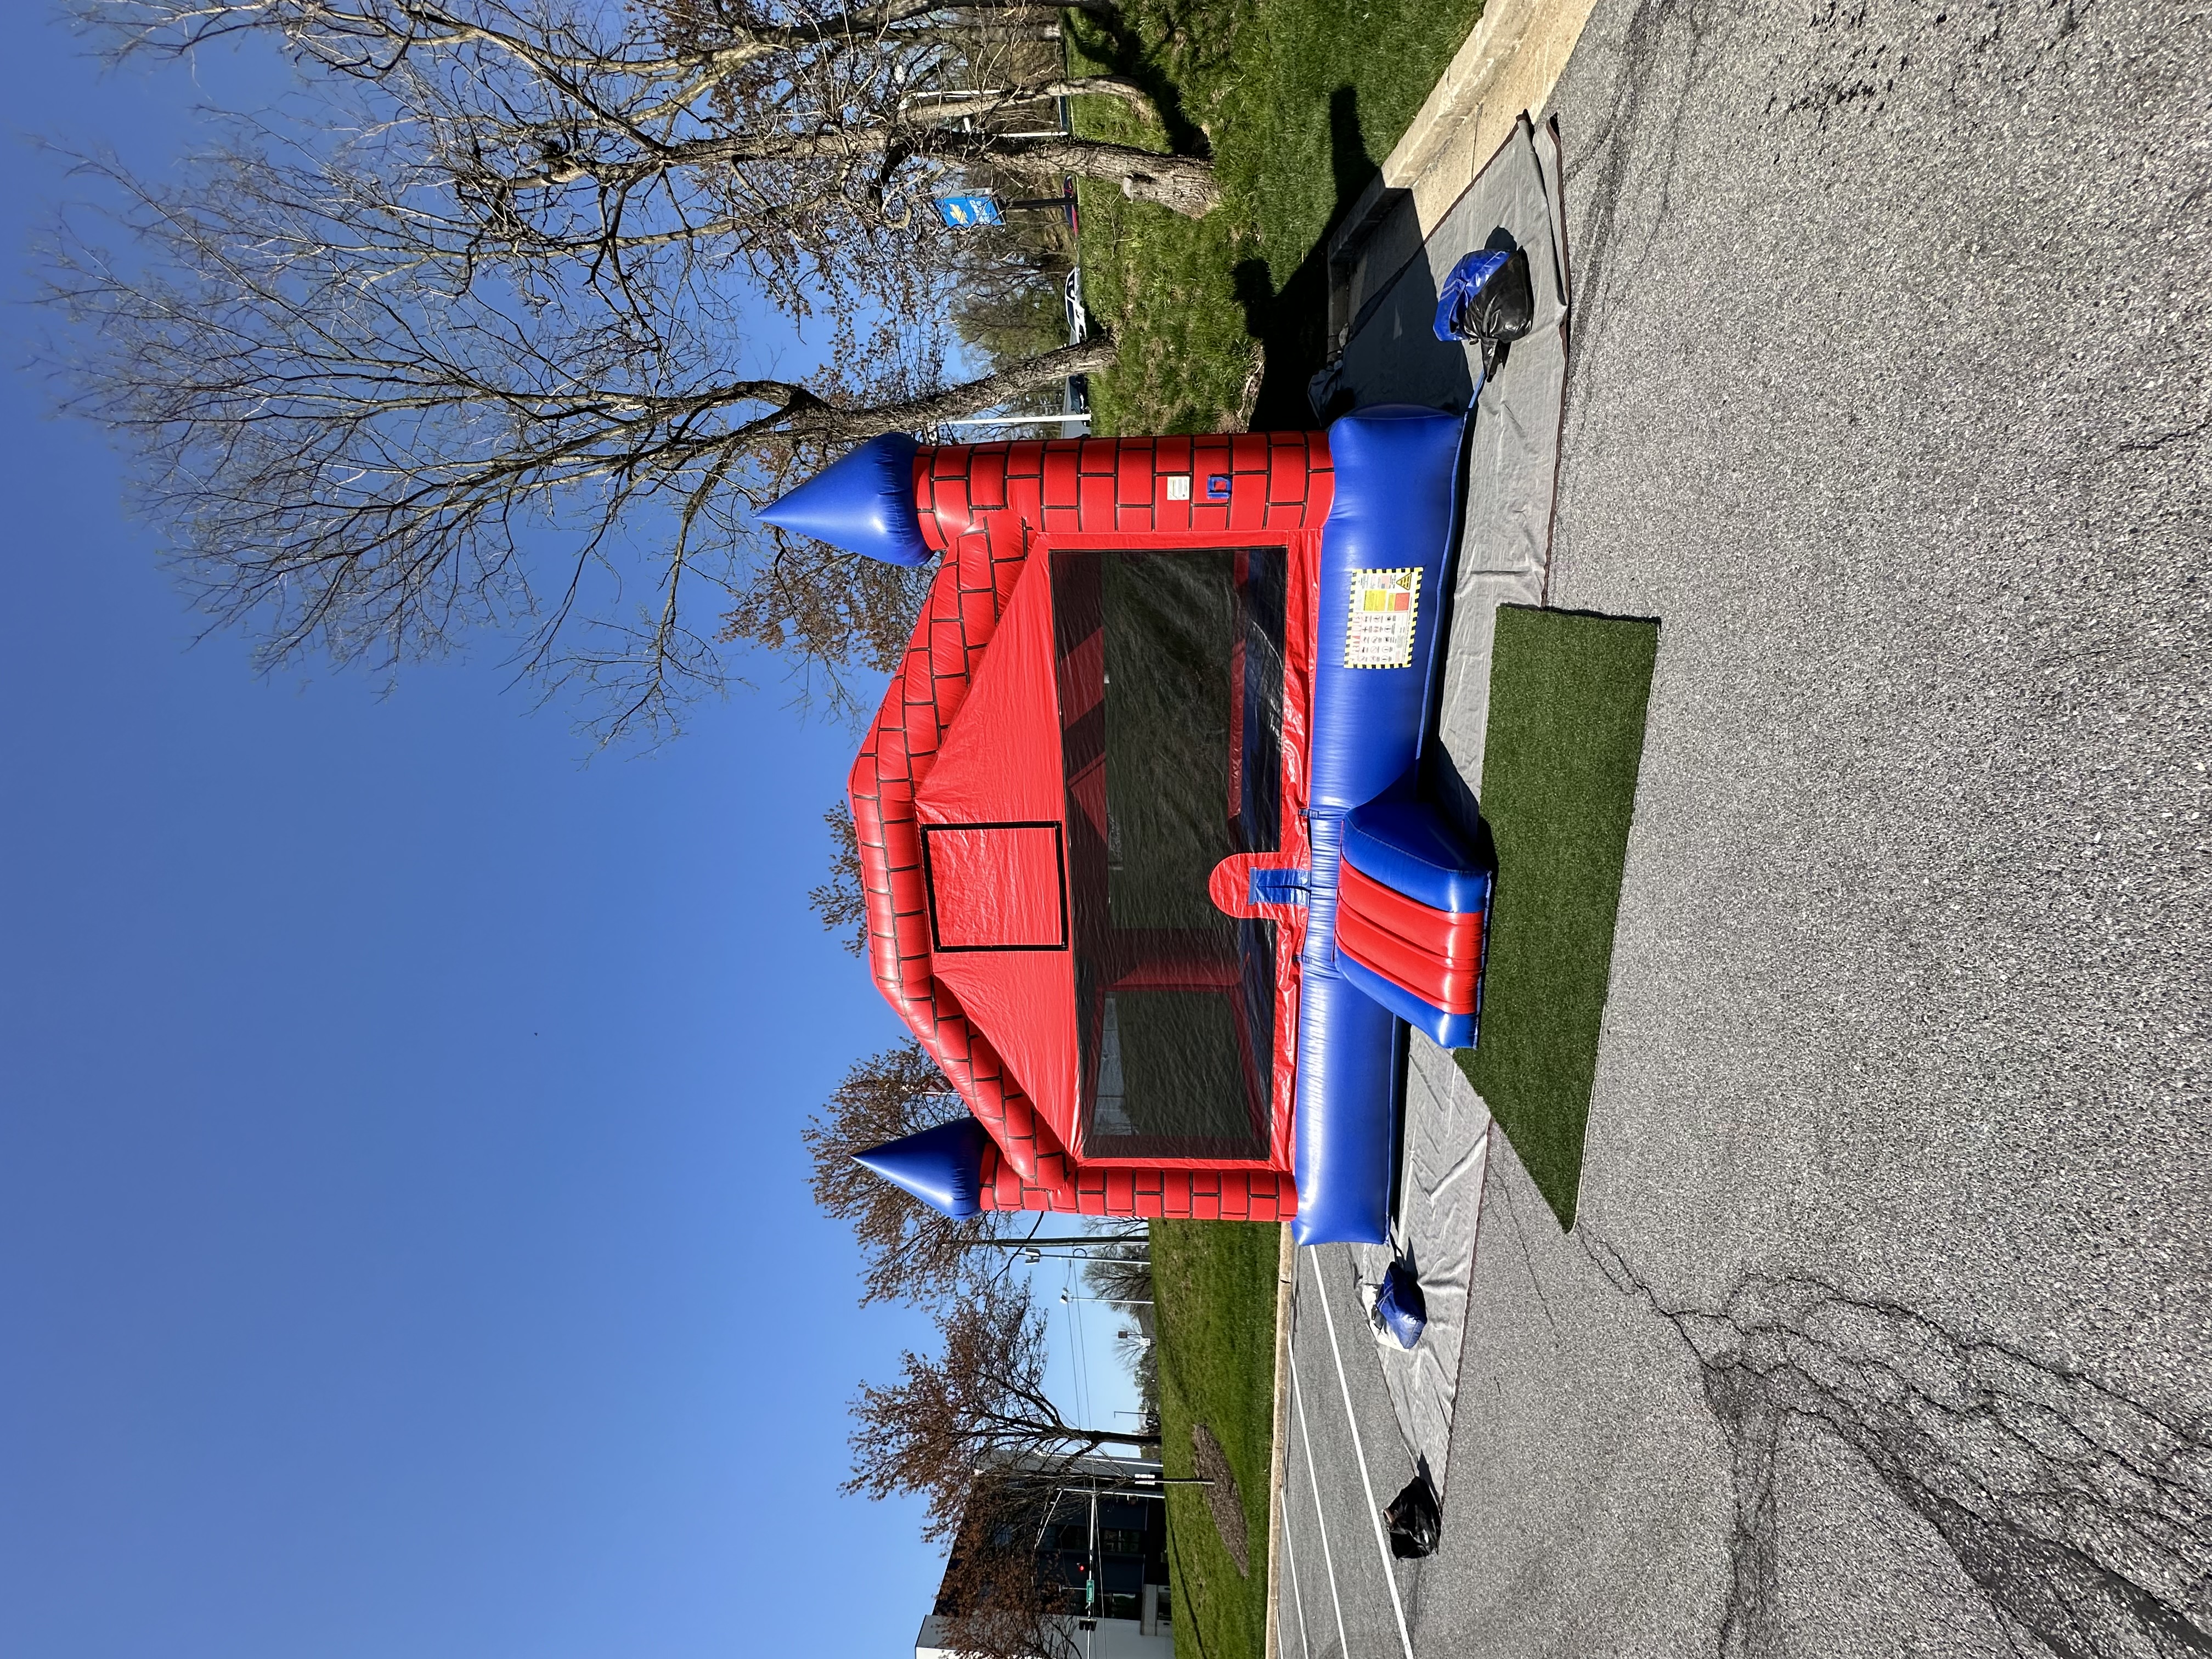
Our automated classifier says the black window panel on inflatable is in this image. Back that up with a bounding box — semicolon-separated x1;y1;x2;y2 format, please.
1052;547;1287;1161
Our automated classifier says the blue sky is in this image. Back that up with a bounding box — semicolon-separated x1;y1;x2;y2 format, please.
0;16;1130;1658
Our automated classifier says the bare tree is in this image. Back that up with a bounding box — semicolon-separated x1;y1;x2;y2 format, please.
1081;1239;1156;1419
78;3;1215;222
47;1;1199;741
809;800;870;955
845;1274;1161;1542
1079;1239;1152;1311
805;1041;1012;1303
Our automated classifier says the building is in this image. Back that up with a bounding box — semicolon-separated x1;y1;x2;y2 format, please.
915;1455;1172;1659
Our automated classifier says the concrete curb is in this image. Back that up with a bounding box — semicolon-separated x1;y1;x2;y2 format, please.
1325;0;1600;345
1386;0;1600;230
1261;1222;1294;1659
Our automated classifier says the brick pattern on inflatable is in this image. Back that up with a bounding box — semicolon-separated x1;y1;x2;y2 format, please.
849;482;1058;1186
915;433;1335;553
977;1141;1295;1221
850;435;1333;1223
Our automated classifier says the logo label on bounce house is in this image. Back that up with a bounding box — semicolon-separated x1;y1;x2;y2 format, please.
1345;567;1422;669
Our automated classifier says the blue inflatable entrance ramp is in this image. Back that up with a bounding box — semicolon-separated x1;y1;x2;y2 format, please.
759;433;930;567
852;1116;989;1218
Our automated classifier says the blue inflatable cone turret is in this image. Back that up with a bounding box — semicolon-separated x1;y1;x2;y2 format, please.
852;1116;989;1218
759;433;932;567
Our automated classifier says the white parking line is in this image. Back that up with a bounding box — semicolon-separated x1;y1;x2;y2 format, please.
1305;1247;1417;1659
1278;1455;1313;1659
1286;1330;1350;1659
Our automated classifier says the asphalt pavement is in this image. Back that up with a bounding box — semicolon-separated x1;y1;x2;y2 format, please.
1286;0;2211;1652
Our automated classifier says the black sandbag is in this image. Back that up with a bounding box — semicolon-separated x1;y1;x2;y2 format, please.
1384;1470;1441;1559
1431;245;1535;346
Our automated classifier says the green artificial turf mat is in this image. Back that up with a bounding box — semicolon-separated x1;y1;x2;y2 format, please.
1456;605;1660;1229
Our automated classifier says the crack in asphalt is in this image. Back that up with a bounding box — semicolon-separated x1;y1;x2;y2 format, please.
2113;415;2212;458
1494;1171;1567;1350
1578;1233;2212;1657
1560;0;1725;398
1561;0;2140;424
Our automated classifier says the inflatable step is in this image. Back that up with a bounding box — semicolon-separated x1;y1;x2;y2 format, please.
1337;792;1494;1048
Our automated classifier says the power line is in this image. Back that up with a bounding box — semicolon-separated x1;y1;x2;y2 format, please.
1063;1257;1092;1432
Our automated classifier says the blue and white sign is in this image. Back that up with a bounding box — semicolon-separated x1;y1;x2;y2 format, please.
934;194;1003;229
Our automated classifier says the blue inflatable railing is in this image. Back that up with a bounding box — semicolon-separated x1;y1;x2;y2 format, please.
1293;406;1481;1245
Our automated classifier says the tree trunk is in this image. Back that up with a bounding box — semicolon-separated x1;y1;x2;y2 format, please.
906;75;1160;125
974;136;1222;217
527;127;1220;221
1035;76;1159;116
800;338;1119;442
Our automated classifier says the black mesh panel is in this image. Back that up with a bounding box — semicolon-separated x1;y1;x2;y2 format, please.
1053;548;1288;1161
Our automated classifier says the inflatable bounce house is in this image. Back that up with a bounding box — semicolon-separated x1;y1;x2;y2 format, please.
767;407;1497;1245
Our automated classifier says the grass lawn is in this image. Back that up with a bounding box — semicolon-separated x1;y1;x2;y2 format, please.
1149;1218;1280;1659
1456;606;1660;1228
1065;0;1486;433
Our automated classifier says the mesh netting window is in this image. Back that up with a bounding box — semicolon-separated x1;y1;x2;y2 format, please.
1054;547;1287;1161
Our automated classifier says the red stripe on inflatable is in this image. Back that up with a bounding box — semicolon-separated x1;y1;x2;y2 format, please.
1338;862;1487;966
1334;901;1484;1014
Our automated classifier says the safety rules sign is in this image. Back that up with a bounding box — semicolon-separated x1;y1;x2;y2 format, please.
1344;568;1421;669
